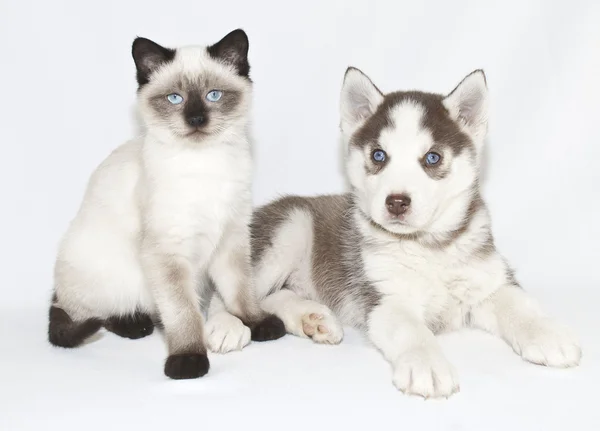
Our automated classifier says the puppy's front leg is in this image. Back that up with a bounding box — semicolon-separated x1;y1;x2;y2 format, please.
470;285;581;367
368;300;459;398
142;249;209;380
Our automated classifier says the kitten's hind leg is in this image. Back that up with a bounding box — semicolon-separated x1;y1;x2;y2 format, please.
104;311;154;340
208;220;286;343
48;298;102;348
261;289;343;345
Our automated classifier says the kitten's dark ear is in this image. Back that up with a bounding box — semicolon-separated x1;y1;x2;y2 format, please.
132;37;176;87
207;29;250;77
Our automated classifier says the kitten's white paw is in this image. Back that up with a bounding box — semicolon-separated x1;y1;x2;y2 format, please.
514;320;581;368
301;312;343;344
392;348;459;399
205;312;251;353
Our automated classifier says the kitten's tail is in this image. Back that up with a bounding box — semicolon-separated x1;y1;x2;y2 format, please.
48;304;102;348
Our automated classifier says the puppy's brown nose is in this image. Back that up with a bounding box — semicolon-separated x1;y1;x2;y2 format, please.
386;194;411;216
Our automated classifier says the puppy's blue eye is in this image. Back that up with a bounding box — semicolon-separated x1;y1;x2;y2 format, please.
206;90;223;102
372;149;387;163
425;152;441;165
167;93;183;104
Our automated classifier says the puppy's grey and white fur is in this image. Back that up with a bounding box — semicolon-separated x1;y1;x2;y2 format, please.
252;68;581;397
49;29;285;380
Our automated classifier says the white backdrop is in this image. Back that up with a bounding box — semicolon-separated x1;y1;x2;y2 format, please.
1;1;600;430
1;0;599;308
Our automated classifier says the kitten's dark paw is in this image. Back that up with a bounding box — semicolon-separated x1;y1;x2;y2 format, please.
251;315;286;342
48;306;102;348
164;353;210;380
104;312;154;339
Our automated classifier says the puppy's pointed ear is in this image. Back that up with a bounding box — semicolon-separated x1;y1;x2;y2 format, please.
132;37;175;87
340;67;384;133
207;29;250;77
443;70;489;139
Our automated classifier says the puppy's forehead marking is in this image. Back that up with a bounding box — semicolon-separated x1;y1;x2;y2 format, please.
383;102;431;152
351;91;473;156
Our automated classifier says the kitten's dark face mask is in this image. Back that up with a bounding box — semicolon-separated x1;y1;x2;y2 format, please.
144;76;245;140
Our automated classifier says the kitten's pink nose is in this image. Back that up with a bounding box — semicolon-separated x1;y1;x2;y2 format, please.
386;194;411;216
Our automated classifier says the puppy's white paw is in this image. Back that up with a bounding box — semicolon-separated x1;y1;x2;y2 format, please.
205;312;251;354
392;348;459;399
514;320;581;368
301;312;343;344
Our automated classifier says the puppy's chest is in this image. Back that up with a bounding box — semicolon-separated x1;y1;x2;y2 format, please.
363;242;493;311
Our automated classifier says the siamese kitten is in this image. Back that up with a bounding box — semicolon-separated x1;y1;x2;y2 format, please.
49;29;285;379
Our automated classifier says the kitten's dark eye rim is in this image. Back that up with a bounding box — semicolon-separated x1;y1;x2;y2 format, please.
424;151;442;165
371;149;387;163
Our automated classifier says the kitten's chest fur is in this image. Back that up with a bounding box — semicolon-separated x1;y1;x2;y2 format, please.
140;136;251;253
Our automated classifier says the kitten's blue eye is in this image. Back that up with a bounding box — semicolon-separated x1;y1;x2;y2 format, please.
425;152;441;165
167;93;183;104
372;149;387;163
206;90;223;102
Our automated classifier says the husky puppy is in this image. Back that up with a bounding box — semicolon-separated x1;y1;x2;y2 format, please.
49;29;285;379
251;68;581;397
